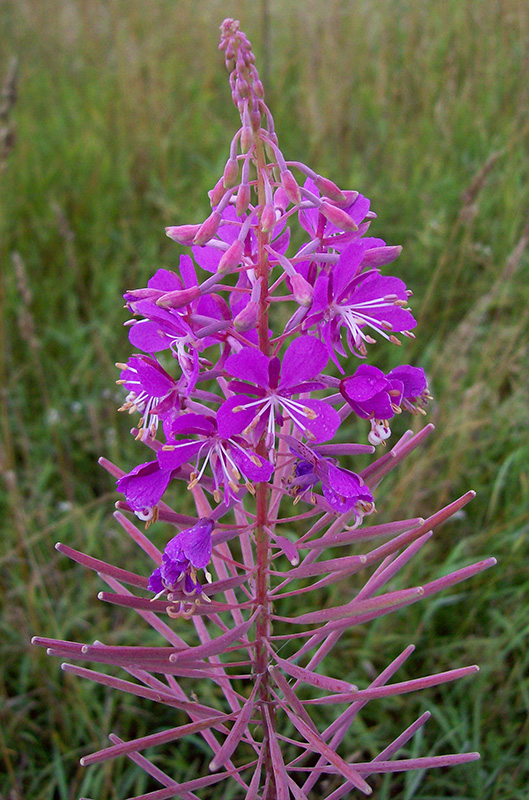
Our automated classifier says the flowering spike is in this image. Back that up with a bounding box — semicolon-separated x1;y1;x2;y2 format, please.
36;18;493;799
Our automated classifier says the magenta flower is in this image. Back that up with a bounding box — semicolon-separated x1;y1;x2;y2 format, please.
126;264;230;394
341;364;429;444
217;336;340;450
303;264;417;365
158;412;273;503
285;436;375;517
148;518;213;603
118;354;181;440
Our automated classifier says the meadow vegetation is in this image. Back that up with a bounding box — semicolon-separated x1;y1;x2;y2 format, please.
1;1;528;798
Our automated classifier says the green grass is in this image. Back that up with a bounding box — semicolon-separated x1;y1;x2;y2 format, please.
1;0;529;798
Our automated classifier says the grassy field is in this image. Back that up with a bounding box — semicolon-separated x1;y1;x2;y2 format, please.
1;0;529;797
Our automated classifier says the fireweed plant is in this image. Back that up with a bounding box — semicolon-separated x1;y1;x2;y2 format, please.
34;19;496;800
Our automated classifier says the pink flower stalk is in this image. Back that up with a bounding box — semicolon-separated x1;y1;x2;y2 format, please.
34;18;495;799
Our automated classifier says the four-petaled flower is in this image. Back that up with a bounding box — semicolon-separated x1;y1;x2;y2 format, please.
340;363;429;445
217;336;340;453
303;258;417;366
158;413;273;504
118;355;181;441
126;264;230;395
284;436;375;517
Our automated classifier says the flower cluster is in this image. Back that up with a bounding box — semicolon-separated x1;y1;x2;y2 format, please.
115;102;430;583
36;18;493;800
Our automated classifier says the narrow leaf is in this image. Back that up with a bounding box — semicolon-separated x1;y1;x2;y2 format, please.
209;682;259;771
303;665;479;705
81;713;234;766
278;701;372;795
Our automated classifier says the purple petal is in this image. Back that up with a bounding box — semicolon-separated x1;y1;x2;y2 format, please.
309;273;331;318
169;413;216;437
192;245;222;273
147;269;182;292
181;519;213;569
158;440;202;470
128;320;169;353
134;357;175;397
290;398;340;443
344;192;371;226
272;225;290;254
341;365;389;402
178;254;198;288
268;356;281;389
325;463;372;500
351;272;408;304
322;485;358;513
388;365;427;399
279;336;329;389
224;347;270;387
230;446;274;483
217;394;262;438
116;461;172;511
217;205;242;245
147;566;164;593
163;533;185;562
161;554;186;586
332;241;366;299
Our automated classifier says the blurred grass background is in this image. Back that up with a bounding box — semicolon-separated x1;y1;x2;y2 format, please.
1;0;528;797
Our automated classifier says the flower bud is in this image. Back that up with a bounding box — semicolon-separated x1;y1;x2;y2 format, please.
260;203;276;233
335;189;359;208
165;224;202;246
319;201;358;231
237;78;250;99
209;176;226;206
250;109;262;132
362;245;402;268
223;157;239;188
236;184;251;216
274;187;289;215
233;300;259;331
193;211;221;246
123;287;165;304
313;174;346;203
280;169;301;205
156;286;201;309
290;273;313;307
240;125;253;152
218;239;244;274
